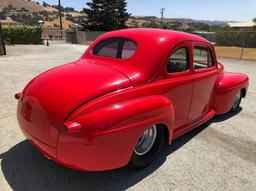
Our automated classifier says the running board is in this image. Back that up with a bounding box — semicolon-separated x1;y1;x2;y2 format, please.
173;109;216;140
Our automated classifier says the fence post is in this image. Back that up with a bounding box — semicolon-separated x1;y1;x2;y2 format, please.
0;22;7;56
240;32;246;60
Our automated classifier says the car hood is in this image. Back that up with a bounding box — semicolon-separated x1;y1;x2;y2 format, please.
17;59;131;146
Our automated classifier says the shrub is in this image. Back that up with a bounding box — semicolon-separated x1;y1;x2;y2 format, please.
2;26;43;44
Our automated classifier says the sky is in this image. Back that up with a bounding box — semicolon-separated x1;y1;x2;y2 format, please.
36;0;256;21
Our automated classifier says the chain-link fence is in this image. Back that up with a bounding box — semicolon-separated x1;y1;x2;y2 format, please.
67;30;256;47
0;23;6;56
195;31;256;48
192;31;256;59
66;31;106;44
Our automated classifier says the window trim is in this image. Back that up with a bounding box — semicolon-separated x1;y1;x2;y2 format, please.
192;43;216;73
166;45;191;76
92;37;137;59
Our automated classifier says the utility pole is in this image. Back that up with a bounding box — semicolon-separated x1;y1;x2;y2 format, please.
160;8;166;28
58;0;63;39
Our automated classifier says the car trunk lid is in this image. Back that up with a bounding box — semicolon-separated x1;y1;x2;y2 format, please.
17;60;132;147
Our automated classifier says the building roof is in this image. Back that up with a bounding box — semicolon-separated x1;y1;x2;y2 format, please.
228;21;256;28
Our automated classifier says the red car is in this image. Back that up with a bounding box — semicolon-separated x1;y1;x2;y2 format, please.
16;29;249;171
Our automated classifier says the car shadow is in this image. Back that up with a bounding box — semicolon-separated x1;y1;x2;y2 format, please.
0;108;242;191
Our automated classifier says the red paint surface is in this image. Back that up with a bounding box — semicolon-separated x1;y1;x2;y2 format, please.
16;29;249;171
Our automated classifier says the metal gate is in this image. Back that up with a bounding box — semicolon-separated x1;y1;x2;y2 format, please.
0;23;6;55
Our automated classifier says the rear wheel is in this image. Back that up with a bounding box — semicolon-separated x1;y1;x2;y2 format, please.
129;125;166;169
230;90;242;112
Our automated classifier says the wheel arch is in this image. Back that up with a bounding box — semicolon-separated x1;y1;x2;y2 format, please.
241;88;247;98
156;123;171;145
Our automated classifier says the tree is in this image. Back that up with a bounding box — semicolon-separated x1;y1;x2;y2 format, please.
43;2;48;7
0;12;6;20
83;0;130;31
252;19;256;31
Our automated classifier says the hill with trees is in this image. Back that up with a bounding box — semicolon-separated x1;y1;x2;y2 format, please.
0;0;45;12
0;0;241;32
0;0;86;29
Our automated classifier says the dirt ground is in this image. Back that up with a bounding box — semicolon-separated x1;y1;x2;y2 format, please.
215;46;256;60
0;44;255;191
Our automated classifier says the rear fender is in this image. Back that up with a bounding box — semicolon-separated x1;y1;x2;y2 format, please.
57;95;174;170
71;95;174;142
213;72;249;114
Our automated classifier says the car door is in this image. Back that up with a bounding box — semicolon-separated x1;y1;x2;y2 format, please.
164;42;194;129
187;42;219;123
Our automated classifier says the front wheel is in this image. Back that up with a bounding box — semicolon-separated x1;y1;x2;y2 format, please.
129;125;166;169
230;90;242;112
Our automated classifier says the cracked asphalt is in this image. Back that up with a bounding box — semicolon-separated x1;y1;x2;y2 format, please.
0;44;255;191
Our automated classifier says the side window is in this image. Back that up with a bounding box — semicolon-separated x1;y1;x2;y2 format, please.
122;41;137;59
193;46;214;69
167;47;189;73
93;38;137;59
93;40;119;58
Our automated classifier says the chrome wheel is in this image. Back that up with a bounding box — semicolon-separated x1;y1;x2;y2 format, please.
134;125;157;156
232;90;241;109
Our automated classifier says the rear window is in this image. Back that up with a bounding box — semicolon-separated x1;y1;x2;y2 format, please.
93;38;137;59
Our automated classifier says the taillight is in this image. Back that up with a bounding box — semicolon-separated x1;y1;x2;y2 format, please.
63;121;82;133
15;92;22;100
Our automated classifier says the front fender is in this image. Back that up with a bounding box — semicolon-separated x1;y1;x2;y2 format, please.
56;95;174;171
213;72;249;114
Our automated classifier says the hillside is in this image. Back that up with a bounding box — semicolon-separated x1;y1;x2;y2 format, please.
0;0;229;31
0;0;58;12
0;0;87;29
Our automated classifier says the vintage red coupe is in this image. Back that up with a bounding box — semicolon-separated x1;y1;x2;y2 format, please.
16;29;249;171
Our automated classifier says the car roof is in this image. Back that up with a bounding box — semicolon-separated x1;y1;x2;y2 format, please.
102;28;209;45
83;29;210;85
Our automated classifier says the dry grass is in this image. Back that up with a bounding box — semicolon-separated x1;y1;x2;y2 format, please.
44;17;74;29
0;0;44;12
66;12;87;17
43;6;58;13
215;46;256;60
0;0;58;12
